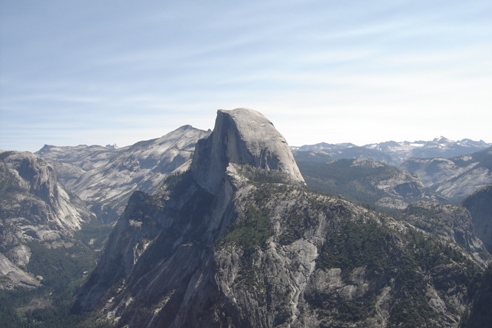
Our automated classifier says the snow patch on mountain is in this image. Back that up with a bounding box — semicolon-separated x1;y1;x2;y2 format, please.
294;137;491;165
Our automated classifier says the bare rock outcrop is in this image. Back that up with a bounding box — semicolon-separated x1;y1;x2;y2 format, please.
191;108;304;194
0;253;40;289
0;151;92;288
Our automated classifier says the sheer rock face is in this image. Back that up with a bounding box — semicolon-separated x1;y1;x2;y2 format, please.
191;108;304;194
0;151;92;289
73;109;484;328
0;151;91;241
0;253;40;289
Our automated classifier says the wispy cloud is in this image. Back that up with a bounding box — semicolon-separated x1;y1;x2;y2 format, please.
1;0;491;151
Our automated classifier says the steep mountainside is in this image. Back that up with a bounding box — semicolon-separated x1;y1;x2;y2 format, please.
0;151;93;289
73;109;485;328
401;147;492;202
36;144;121;189
462;185;492;253
296;158;428;210
401;201;488;262
38;125;210;222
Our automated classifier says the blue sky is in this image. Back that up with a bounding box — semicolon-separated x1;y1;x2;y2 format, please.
1;0;491;152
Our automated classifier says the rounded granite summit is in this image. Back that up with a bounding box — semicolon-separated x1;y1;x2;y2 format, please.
191;108;305;193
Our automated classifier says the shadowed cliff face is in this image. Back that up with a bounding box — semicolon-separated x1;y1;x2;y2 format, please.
463;185;492;253
73;109;486;328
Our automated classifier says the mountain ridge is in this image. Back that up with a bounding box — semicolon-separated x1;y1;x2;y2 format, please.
72;109;488;327
292;137;491;166
401;147;492;202
37;125;210;222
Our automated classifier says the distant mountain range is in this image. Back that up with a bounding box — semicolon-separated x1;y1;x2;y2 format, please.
294;147;492;211
365;136;490;160
401;147;492;202
292;136;491;166
31;131;492;220
294;137;492;208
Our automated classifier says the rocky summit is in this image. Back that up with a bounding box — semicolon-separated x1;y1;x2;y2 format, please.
191;108;305;194
72;109;488;327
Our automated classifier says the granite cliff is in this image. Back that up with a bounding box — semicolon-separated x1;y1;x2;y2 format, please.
72;109;486;327
0;151;93;289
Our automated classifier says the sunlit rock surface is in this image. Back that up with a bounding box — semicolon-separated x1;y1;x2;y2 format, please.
0;151;92;288
72;110;487;328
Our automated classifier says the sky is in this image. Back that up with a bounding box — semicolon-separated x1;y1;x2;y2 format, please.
1;0;491;152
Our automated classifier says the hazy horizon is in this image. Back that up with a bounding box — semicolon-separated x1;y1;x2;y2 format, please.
26;122;492;153
1;0;491;152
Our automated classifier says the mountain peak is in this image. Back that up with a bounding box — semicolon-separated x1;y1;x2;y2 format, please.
191;108;304;193
433;136;451;144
